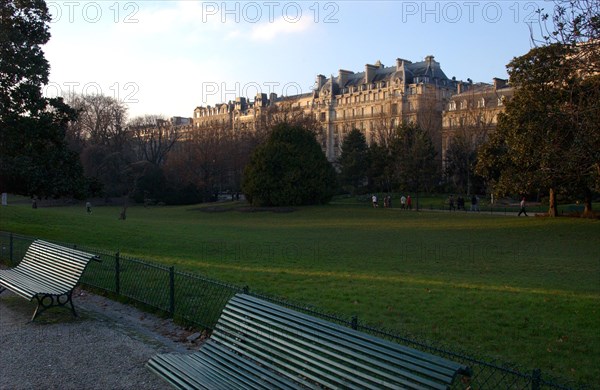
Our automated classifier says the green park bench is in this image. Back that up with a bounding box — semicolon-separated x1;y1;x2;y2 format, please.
147;293;472;389
567;204;585;213
0;239;100;321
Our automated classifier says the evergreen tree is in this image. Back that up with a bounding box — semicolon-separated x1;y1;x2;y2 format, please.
242;123;337;207
391;123;438;196
0;0;85;198
477;44;599;216
338;128;369;194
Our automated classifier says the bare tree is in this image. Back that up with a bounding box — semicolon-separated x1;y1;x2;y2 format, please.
66;94;129;149
371;112;396;149
129;115;181;166
64;93;133;197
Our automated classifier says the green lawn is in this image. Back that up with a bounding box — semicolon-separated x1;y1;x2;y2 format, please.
1;196;599;385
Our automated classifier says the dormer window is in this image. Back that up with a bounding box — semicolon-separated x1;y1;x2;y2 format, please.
477;97;485;108
449;101;456;111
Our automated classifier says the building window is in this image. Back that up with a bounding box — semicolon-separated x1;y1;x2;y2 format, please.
477;97;485;108
449;101;456;111
460;100;467;110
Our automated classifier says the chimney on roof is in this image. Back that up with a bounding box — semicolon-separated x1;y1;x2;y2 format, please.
316;74;326;90
493;78;507;90
255;93;267;107
396;58;402;70
457;81;463;94
365;64;377;84
269;92;277;104
338;69;353;87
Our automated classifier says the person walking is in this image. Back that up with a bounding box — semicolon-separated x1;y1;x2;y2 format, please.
372;194;378;208
86;201;92;214
457;195;465;210
400;195;406;209
470;195;479;212
448;195;455;211
518;197;528;216
406;195;412;210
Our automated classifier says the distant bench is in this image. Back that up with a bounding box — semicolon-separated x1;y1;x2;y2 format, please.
0;240;100;321
567;204;585;213
147;293;471;389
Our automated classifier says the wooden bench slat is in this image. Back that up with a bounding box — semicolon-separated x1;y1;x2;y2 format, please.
225;296;457;387
201;342;301;390
149;344;297;390
213;328;344;389
12;268;73;294
0;270;64;297
237;294;465;375
0;240;99;320
200;344;289;389
147;293;471;390
215;314;389;389
216;308;438;390
148;354;212;390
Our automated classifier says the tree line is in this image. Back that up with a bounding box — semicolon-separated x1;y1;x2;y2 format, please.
1;0;597;215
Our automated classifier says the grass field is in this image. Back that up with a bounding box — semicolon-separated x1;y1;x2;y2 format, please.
1;196;599;385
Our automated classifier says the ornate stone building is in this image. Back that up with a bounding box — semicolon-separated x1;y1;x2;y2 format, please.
441;78;514;168
193;55;460;161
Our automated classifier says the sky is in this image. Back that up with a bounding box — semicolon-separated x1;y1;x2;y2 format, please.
42;0;553;119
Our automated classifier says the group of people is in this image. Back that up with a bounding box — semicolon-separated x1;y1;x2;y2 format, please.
448;194;479;212
371;194;411;209
446;194;529;216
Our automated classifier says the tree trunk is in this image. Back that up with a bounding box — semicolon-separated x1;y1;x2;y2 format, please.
548;188;558;217
582;187;593;218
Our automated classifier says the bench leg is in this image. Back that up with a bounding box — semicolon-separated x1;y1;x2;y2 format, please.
31;291;77;321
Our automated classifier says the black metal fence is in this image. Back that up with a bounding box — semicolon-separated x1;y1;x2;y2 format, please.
0;232;589;390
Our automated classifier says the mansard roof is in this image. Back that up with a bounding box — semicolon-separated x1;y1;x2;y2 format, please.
319;56;452;95
451;81;513;99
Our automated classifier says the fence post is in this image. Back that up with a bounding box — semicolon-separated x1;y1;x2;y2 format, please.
9;233;13;264
531;368;541;390
115;251;120;295
169;266;175;315
351;315;358;330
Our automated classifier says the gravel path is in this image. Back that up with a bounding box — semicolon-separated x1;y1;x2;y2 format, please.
0;288;205;389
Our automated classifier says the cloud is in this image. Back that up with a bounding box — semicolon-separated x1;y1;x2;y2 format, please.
249;17;313;42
